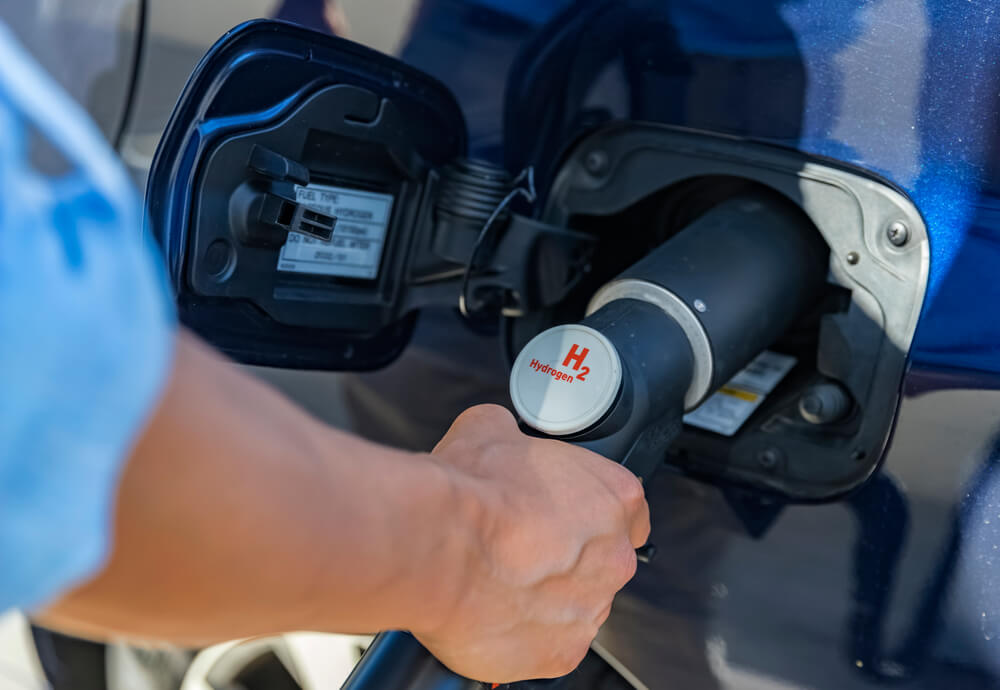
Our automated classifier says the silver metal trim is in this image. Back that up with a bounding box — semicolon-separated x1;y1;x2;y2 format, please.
587;279;713;410
591;640;650;690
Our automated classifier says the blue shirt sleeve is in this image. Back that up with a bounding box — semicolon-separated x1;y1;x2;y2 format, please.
0;23;176;612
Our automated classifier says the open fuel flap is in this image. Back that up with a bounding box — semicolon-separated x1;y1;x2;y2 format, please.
147;20;591;370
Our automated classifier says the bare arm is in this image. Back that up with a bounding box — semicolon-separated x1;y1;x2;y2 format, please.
40;331;466;644
40;330;648;682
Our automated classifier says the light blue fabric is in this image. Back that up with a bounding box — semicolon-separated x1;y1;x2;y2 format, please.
0;23;175;612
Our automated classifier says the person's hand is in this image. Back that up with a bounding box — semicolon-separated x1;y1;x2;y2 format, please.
414;405;650;684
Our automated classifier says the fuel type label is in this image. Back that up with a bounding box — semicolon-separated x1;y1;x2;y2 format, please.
277;184;394;279
683;350;797;437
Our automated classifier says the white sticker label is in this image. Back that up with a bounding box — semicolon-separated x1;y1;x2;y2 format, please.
277;184;394;279
683;350;797;436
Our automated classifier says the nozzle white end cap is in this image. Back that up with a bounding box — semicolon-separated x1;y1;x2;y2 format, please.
510;324;622;436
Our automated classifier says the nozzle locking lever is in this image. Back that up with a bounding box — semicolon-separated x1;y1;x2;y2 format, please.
232;146;338;247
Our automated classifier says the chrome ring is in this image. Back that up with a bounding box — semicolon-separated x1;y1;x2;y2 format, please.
586;279;714;410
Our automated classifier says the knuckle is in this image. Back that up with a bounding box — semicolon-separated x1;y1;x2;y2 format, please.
481;438;516;464
638;506;652;534
604;540;637;585
601;463;644;507
618;471;646;509
575;633;596;662
589;621;605;642
594;602;614;628
435;435;474;459
467;404;515;426
639;526;652;549
552;641;589;677
454;405;492;427
618;544;639;584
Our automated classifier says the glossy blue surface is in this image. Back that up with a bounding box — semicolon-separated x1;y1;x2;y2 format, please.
767;0;1000;375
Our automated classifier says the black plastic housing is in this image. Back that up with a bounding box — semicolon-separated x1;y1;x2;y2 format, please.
146;20;467;370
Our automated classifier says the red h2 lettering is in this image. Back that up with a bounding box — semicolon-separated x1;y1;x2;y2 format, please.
563;344;591;382
563;344;590;370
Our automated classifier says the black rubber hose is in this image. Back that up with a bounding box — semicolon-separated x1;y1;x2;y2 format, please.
341;632;484;690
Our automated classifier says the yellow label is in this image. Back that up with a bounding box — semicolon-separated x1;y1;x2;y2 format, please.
719;386;760;403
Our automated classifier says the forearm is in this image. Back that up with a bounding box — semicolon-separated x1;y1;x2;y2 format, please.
40;331;470;646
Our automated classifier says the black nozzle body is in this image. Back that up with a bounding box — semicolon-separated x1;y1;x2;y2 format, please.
569;298;694;479
612;194;828;399
562;193;826;477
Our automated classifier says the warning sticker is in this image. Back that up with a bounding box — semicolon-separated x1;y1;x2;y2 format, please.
277;184;394;279
683;351;796;437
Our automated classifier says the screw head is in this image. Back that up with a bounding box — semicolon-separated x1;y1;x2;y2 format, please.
756;447;784;470
693;299;708;313
887;221;910;247
846;251;860;265
584;150;609;175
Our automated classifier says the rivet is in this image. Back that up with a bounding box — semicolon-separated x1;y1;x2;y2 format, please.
757;447;784;470
584;150;609;175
